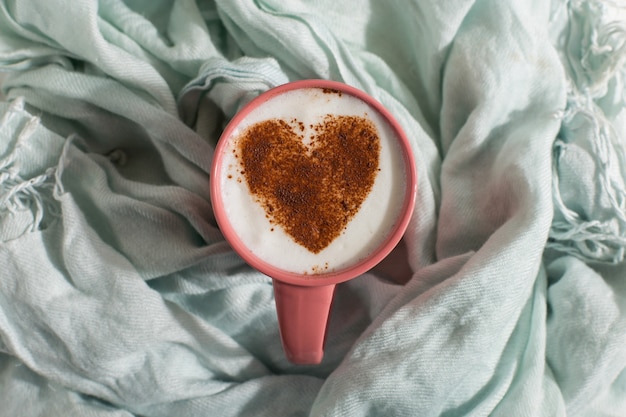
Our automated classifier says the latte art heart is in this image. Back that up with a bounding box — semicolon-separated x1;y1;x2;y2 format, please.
234;115;380;253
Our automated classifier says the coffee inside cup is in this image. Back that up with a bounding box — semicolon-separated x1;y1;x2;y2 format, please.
215;85;409;277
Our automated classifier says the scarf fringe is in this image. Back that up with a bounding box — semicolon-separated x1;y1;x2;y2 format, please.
548;0;626;264
0;98;66;235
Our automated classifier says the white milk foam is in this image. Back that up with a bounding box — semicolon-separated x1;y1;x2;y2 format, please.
219;87;407;275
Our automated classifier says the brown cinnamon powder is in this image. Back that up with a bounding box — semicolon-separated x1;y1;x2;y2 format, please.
234;114;380;253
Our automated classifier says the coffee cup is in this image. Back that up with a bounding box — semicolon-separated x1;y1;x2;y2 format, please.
210;80;417;364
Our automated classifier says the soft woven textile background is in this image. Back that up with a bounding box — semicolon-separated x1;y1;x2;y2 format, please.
0;1;625;416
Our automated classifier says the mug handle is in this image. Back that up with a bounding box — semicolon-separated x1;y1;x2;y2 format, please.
272;280;336;365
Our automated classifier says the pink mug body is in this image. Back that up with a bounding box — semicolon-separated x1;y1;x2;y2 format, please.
210;80;417;364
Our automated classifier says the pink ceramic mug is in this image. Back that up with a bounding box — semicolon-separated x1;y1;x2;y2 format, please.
210;80;417;364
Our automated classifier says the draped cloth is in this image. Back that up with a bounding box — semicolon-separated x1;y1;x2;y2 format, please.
0;1;624;415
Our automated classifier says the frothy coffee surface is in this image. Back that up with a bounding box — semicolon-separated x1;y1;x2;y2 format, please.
218;87;407;275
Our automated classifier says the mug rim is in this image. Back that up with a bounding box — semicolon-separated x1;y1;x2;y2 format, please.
210;79;417;286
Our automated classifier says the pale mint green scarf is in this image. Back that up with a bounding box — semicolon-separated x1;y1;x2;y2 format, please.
0;1;624;416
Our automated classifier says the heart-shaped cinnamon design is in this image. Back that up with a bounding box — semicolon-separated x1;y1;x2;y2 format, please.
234;114;380;253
